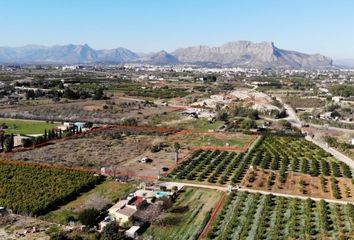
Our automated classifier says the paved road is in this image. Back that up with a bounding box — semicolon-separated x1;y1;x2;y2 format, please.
276;97;302;127
307;123;354;134
305;135;354;169
277;96;354;165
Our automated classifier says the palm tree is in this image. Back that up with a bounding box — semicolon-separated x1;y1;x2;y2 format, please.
174;142;181;162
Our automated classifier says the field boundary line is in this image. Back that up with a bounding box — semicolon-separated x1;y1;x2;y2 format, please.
163;150;194;175
0;158;158;181
198;191;228;240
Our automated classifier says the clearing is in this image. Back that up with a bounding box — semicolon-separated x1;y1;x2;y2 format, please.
0;118;60;135
7;128;189;178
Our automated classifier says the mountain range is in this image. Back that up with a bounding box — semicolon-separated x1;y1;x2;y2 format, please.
0;41;333;68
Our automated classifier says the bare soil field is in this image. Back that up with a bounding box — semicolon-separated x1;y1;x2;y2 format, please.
7;131;188;178
0;97;177;123
192;89;280;111
242;168;354;202
0;214;53;240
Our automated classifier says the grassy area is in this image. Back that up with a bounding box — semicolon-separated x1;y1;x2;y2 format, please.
175;118;224;131
42;180;137;224
0;118;60;135
182;132;252;148
146;111;182;126
143;187;222;240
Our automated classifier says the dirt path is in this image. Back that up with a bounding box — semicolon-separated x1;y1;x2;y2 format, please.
237;187;354;205
159;181;228;192
163;181;354;205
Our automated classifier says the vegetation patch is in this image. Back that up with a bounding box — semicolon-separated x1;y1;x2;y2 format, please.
143;187;222;240
0;162;101;216
0;118;60;135
207;191;354;239
43;180;137;224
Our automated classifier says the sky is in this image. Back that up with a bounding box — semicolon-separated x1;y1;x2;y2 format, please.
0;0;354;59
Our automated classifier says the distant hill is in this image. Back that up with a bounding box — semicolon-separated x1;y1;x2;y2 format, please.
0;41;333;68
0;44;137;64
172;41;332;68
147;50;180;65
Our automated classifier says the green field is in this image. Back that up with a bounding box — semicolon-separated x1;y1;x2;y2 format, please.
0;118;60;135
177;119;224;131
143;187;222;240
43;180;137;224
181;133;252;148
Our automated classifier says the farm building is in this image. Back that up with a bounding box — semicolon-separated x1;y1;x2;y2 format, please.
125;226;141;239
14;135;32;147
101;196;146;227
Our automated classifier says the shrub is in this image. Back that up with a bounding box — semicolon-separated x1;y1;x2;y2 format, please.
78;208;100;227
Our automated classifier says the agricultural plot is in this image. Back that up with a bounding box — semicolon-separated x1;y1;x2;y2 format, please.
243;169;354;202
166;137;262;185
207;191;354;240
252;136;352;178
167;150;249;185
166;135;353;185
169;131;254;150
143;187;223;240
0;118;60;135
0;161;100;216
167;118;225;131
7;127;187;178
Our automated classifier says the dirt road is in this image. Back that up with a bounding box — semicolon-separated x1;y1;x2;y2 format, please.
163;181;354;205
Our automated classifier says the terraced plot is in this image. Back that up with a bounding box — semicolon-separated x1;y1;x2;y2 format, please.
207;191;354;240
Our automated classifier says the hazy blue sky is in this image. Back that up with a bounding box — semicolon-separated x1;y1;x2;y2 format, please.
0;0;353;58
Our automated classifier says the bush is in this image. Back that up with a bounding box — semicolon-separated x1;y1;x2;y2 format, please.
21;138;34;147
78;208;100;227
101;221;124;240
